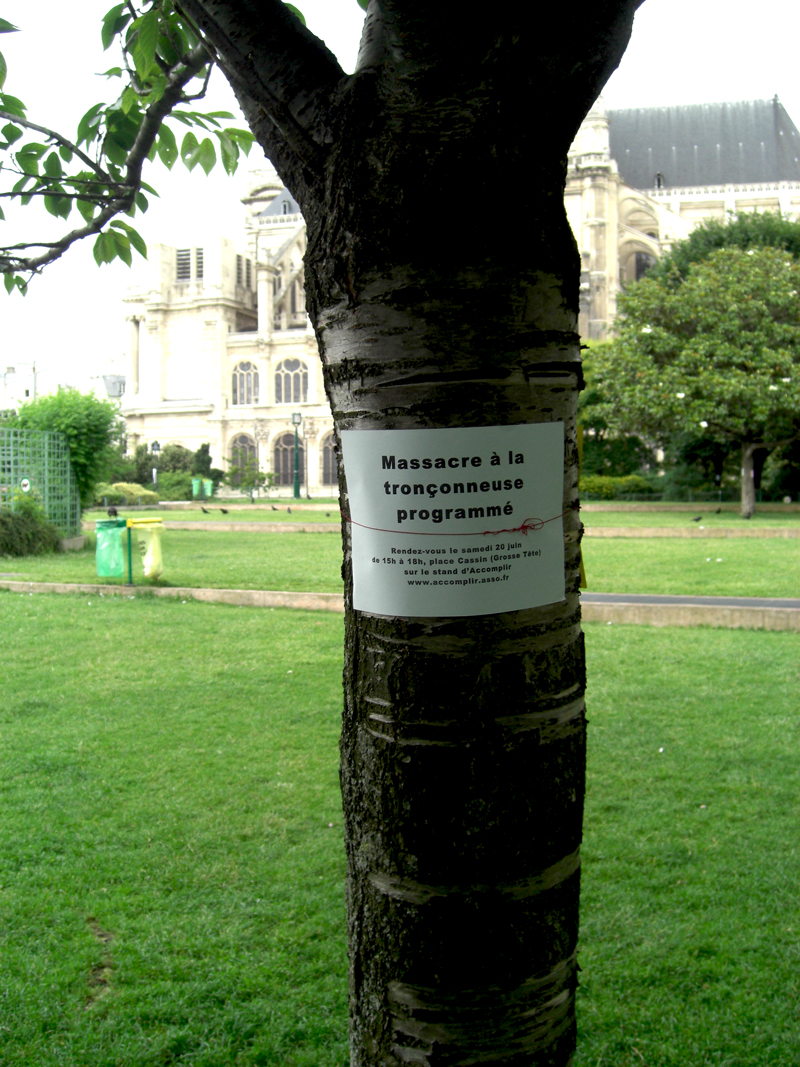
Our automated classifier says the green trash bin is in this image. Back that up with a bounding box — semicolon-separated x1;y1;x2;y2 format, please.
96;518;127;577
203;478;213;498
192;477;202;499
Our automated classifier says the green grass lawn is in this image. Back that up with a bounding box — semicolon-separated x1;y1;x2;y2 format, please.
2;525;798;599
581;506;800;529
2;593;798;1066
84;507;340;524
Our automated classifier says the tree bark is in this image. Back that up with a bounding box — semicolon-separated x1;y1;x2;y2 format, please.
184;2;644;1062
741;443;757;518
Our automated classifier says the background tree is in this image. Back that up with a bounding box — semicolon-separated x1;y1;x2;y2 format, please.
1;3;644;1063
7;386;123;507
595;246;800;517
225;446;273;502
579;342;654;476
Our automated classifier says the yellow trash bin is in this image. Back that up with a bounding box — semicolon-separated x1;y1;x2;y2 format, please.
127;518;164;579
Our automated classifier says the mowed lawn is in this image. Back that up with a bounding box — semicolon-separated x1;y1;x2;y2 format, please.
2;519;798;599
2;589;799;1066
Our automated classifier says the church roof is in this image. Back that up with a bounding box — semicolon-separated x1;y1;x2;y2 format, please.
608;98;800;190
259;187;302;217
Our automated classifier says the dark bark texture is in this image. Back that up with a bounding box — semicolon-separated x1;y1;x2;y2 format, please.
181;2;643;1062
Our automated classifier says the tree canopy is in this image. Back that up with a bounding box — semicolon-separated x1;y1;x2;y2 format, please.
595;244;800;513
7;386;123;506
0;3;253;293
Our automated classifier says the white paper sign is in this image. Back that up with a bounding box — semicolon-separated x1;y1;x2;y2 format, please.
341;423;565;618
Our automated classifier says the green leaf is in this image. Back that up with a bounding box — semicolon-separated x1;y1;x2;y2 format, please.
2;121;22;144
0;17;19;33
43;151;63;178
0;92;26;117
197;137;216;175
132;9;159;75
135;190;149;213
0;50;6;91
101;4;129;50
58;144;73;163
0;204;4;220
4;272;16;294
356;0;369;9
77;103;105;146
180;130;199;168
111;229;132;266
215;129;237;175
76;197;96;224
111;219;147;259
102;66;124;78
93;230;117;266
120;86;138;115
43;193;72;219
156;123;178;169
283;3;306;25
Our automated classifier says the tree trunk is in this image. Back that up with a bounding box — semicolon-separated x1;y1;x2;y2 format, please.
741;443;757;518
181;3;643;1062
304;140;586;1067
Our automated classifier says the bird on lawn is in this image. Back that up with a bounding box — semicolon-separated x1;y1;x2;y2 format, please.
714;506;722;514
271;505;278;511
201;506;210;514
691;515;702;522
326;512;331;517
287;507;292;514
220;508;229;514
107;506;118;518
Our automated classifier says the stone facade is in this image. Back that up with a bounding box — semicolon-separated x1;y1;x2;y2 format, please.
122;98;800;475
122;172;338;494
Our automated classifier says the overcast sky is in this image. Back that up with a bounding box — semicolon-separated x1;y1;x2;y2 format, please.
2;0;799;394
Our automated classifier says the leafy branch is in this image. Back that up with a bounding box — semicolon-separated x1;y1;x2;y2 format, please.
0;1;254;294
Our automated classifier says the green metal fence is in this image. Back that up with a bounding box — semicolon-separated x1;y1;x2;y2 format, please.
0;428;81;537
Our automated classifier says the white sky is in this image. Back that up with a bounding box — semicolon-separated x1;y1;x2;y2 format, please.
2;0;799;395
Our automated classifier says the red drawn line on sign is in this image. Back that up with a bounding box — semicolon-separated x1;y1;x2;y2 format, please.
341;511;575;538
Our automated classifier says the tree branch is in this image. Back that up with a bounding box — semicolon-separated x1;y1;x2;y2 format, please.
0;43;209;277
0;111;113;183
176;0;345;176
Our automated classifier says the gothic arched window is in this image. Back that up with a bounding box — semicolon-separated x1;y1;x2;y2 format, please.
321;432;338;486
232;361;259;405
273;432;305;487
274;358;308;404
229;433;257;485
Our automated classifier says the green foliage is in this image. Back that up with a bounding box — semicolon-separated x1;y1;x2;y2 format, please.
0;490;60;555
579;344;654;477
10;388;123;508
0;1;254;285
650;210;800;287
155;470;193;500
596;246;800;457
93;482;128;506
192;442;212;476
225;448;274;502
158;443;194;473
110;481;159;505
579;473;655;500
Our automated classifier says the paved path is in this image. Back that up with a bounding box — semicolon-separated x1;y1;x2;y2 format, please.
1;580;797;630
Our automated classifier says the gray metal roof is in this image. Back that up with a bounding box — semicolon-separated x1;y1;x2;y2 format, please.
608;98;800;190
258;188;302;217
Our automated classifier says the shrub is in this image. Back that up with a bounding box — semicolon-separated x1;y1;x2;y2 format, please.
156;471;193;501
111;482;160;505
0;495;60;556
94;483;128;506
579;474;618;499
579;473;657;499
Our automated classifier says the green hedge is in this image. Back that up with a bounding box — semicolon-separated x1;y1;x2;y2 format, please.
110;482;160;506
0;508;61;556
580;473;656;499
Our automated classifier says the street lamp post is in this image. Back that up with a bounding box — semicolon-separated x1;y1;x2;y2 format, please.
291;413;302;500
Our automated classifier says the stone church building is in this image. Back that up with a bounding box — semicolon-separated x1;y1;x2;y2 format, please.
121;97;800;491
